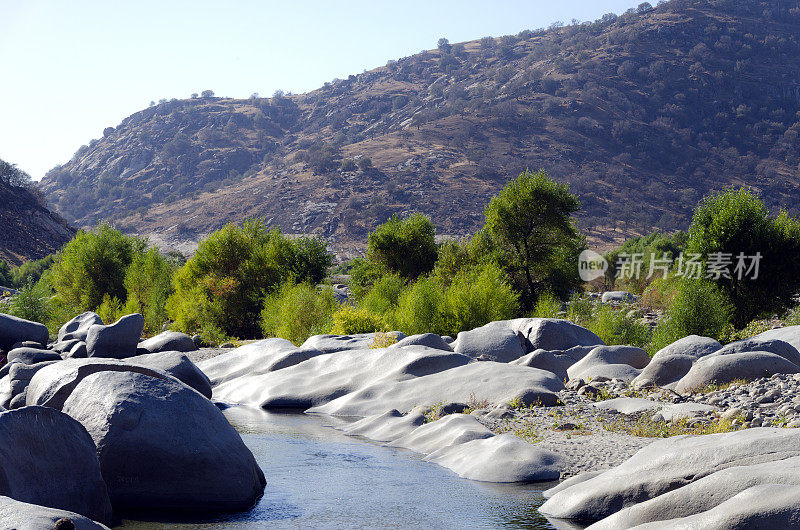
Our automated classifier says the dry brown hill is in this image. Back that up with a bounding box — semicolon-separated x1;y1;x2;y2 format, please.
39;0;800;255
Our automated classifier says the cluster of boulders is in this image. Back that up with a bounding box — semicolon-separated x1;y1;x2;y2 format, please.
0;312;265;527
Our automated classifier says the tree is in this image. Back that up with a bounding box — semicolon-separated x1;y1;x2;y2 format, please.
687;188;800;327
357;156;373;172
201;89;215;98
49;223;142;311
482;170;584;309
437;38;451;53
367;213;438;281
167;219;331;338
0;158;33;188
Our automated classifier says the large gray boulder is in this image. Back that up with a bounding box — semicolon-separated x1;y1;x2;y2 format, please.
589;456;800;529
630;484;800;529
0;496;110;530
56;370;266;512
310;361;564;416
392;333;453;351
6;347;62;365
342;409;426;443
127;351;212;398
212;345;471;410
137;331;197;354
715;338;800;366
512;318;604;353
752;325;800;352
0;406;112;524
511;349;575;381
85;313;144;359
0;314;49;351
58;312;103;342
3;361;59;409
539;427;800;522
452;324;525;362
651;335;721;361
675;351;800;393
198;338;326;387
424;433;563;482
389;413;494;454
566;345;650;383
601;291;636;303
632;354;696;389
301;332;405;353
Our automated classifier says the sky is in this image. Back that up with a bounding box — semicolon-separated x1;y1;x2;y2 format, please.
0;0;640;180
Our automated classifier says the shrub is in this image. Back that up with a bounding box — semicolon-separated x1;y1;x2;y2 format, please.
586;304;651;348
124;247;175;334
440;264;519;337
0;280;51;325
50;223;141;311
531;292;562;318
167;219;331;338
361;273;405;315
349;257;386;300
366;213;438;280
482;170;584;310
261;282;338;345
650;280;733;352
687;188;800;327
330;305;387;335
394;276;446;335
96;294;124;325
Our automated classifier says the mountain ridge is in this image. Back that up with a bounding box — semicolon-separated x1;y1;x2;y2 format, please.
39;0;800;255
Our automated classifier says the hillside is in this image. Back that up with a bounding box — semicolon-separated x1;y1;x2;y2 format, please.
0;179;75;266
39;0;800;255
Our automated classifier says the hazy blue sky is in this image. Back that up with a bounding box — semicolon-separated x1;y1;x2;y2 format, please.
0;0;639;180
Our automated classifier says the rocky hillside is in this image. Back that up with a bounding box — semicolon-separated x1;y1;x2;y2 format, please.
40;0;800;254
0;179;75;265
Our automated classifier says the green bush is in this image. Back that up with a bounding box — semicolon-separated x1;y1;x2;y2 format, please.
0;280;51;325
0;260;14;287
440;264;519;337
261;282;338;345
531;292;562;318
361;273;405;315
330;305;387;335
167;219;331;338
12;254;56;288
349;257;385;300
650;280;733;352
124;247;175;334
586;304;651;348
605;231;687;294
96;293;124;325
366;213;438;280
50;223;141;311
394;276;446;335
687;188;800;327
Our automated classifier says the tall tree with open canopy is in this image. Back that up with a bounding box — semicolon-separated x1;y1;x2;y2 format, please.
482;169;584;310
366;213;438;281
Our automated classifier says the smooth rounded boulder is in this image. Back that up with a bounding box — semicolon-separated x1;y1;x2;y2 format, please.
675;351;800;393
58;312;103;342
714;338;800;366
6;347;62;365
0;496;110;530
632;354;696;389
137;331;198;354
0;313;49;352
651;335;722;361
566;345;649;383
392;333;453;351
452;324;525;362
514;318;604;353
0;406;112;524
85;313;144;359
127;350;212;398
59;370;266;512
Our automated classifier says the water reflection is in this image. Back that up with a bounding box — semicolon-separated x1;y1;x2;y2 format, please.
117;406;561;529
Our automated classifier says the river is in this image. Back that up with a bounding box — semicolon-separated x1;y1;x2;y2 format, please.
117;406;560;529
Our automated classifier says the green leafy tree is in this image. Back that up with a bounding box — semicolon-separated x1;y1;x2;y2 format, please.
261;282;338;345
0;260;12;287
366;213;438;281
49;223;142;311
687;188;800;327
124;247;176;334
483;169;584;309
167;219;331;338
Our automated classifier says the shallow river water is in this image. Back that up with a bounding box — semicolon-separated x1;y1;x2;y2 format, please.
117;406;561;529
